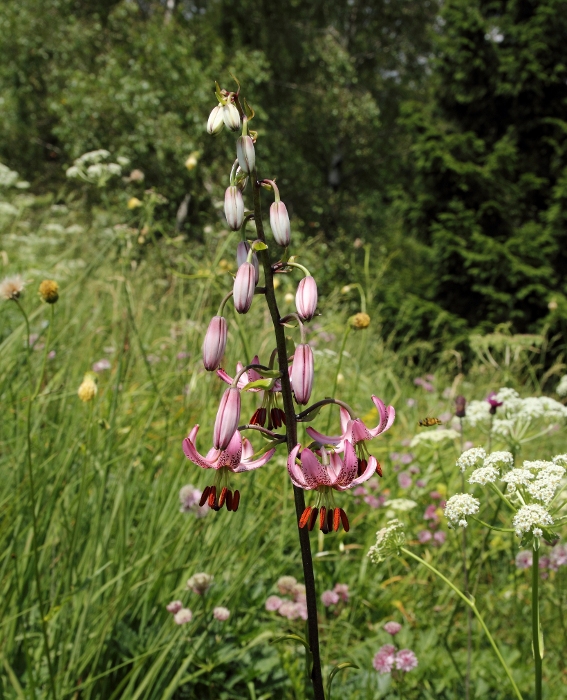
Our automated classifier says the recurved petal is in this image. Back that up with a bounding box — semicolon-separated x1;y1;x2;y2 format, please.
287;444;309;488
183;426;214;469
305;426;342;446
235;447;276;472
368;396;396;436
335;440;358;486
217;430;243;470
350;455;378;486
301;447;332;488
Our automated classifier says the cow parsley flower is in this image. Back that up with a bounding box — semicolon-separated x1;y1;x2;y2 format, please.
469;466;499;485
501;468;534;493
368;519;406;563
456;447;486;472
512;504;553;537
484;451;514;470
444;494;480;528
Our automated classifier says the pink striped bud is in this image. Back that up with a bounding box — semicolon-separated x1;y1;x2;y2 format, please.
207;105;224;135
233;262;256;314
291;344;314;405
269;201;291;246
295;276;318;321
202;316;227;371
224;186;244;231
213;387;241;450
236;135;255;174
222;102;241;132
236;241;259;284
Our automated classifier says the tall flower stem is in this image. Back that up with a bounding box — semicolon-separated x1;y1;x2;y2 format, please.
253;172;325;700
400;547;523;700
15;301;58;700
532;544;542;700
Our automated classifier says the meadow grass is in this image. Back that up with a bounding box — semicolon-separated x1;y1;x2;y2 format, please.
1;198;567;698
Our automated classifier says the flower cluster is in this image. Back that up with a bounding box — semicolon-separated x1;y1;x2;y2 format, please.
182;81;396;525
516;544;567;574
320;582;349;607
456;447;486;472
178;484;209;517
265;576;308;620
373;621;418;675
368;519;406;563
66;149;127;187
444;494;480;528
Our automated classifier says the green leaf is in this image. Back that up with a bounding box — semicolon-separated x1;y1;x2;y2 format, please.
255;368;281;379
299;406;322;423
271;634;313;674
244;378;275;390
327;662;359;699
251;240;268;251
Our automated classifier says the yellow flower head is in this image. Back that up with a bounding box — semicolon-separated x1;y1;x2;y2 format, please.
185;151;200;171
78;372;97;403
39;279;59;304
127;197;143;210
350;312;371;330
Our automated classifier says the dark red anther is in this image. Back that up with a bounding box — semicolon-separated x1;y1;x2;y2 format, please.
225;489;233;511
357;458;368;477
232;490;241;512
333;508;341;532
299;506;312;528
339;508;350;532
308;507;318;531
327;509;333;532
207;485;217;508
376;462;382;477
199;485;211;507
250;408;267;426
270;407;281;428
319;507;327;531
279;409;286;425
218;486;228;508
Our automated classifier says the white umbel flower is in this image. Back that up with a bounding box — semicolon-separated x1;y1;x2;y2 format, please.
513;504;553;537
557;376;567;397
368;519;406;563
526;464;565;505
469;466;499;485
456;447;486;472
444;494;480;528
553;454;567;467
501;468;534;493
484;451;514;470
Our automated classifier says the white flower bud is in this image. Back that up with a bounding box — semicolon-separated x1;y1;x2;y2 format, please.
207;105;224;135
236;135;255;174
222;103;241;132
224;186;244;231
270;201;291;246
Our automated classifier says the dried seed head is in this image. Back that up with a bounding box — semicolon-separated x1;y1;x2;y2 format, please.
0;274;25;301
350;312;370;330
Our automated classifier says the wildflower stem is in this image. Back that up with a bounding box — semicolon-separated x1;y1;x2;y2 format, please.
14;301;58;700
325;324;351;433
532;544;542;700
470;516;515;533
216;290;234;316
400;547;523;700
253;170;325;700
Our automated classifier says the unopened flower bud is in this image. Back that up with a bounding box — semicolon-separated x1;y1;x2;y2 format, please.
236;135;255;174
39;279;59;304
350;312;370;330
455;395;467;418
270;201;291;247
236;241;259;284
233;262;256;314
223;102;241;132
78;373;97;403
296;276;317;321
203;316;227;371
207;104;224;135
213;387;241;450
291;344;314;405
224;186;244;231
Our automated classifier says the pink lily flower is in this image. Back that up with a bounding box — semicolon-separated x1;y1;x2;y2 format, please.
217;356;286;430
306;395;395;454
183;425;275;512
287;440;377;533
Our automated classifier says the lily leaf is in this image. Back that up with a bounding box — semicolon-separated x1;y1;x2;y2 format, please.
271;634;313;673
327;662;359;698
245;378;275;391
252;240;268;252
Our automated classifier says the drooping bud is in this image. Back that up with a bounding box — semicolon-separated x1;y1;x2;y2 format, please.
349;312;370;330
236;241;259;284
202;316;227;371
233;262;256;314
207;105;224;135
213;387;241;450
236;135;255;174
291;344;314;405
222;102;241;132
455;395;467;418
224;186;244;231
295;276;317;321
269;201;291;246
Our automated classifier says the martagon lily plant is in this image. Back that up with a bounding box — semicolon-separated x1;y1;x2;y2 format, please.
181;78;395;698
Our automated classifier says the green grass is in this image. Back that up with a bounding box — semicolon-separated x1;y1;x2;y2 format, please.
1;196;567;699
